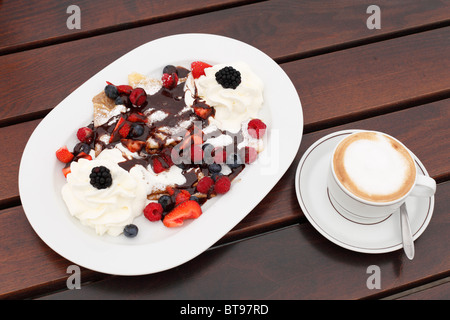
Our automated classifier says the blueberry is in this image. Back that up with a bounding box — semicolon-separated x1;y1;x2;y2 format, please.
73;142;91;155
130;124;144;137
115;95;131;107
226;153;243;169
105;85;119;100
189;195;200;204
158;195;173;212
208;163;221;174
211;172;223;182
123;224;138;238
163;65;177;75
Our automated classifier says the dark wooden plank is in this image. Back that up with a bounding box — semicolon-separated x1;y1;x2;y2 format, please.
2;98;448;207
1;1;449;125
38;181;450;300
223;98;450;244
1;99;448;298
0;0;259;54
284;27;450;132
0;206;105;299
396;279;450;300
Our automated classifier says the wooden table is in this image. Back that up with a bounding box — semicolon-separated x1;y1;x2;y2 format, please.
1;0;449;301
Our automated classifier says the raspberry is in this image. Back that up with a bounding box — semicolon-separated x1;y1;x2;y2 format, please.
197;176;214;194
214;176;231;194
129;87;147;107
161;72;179;89
144;202;163;222
76;127;93;143
247;119;266;139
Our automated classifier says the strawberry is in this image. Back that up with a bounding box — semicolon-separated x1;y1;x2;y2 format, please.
121;139;145;153
56;146;74;163
175;190;191;206
166;186;175;196
161;72;178;89
127;112;147;123
191;61;212;79
119;123;131;138
190;145;203;163
74;151;92;161
116;84;133;95
193;105;213;120
152;157;165;174
62;166;71;178
77;127;93;143
163;200;202;227
109;116;126;143
213;147;227;164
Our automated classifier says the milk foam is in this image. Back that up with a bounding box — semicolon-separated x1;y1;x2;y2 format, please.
342;134;411;197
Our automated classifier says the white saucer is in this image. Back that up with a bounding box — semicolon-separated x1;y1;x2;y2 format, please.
295;130;434;254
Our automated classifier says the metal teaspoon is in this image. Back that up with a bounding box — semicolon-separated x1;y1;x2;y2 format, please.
400;202;415;260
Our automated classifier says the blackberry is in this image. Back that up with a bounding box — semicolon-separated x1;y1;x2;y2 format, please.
89;166;113;189
215;66;241;89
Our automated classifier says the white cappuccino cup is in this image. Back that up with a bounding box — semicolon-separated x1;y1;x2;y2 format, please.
328;130;436;223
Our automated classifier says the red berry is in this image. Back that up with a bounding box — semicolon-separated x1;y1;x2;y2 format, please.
119;123;131;138
240;146;258;164
121;139;145;153
213;147;227;164
129;87;147;107
214;176;231;194
116;84;133;95
56;146;74;163
144;202;163;222
127;112;147;123
76;127;93;143
62;166;71;177
190;145;203;163
197;176;214;194
193;105;213;119
247;119;267;139
175;190;191;206
191;61;212;79
161;72;179;89
163;200;202;227
152;157;165;174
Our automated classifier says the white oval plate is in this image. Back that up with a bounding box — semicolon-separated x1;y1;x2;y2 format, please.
19;34;303;275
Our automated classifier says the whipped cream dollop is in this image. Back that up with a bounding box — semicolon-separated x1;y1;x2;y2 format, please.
187;61;264;132
61;149;147;236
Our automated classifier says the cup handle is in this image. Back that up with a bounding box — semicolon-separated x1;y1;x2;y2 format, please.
410;175;436;197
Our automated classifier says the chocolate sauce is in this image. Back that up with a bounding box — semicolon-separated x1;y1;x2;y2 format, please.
71;65;249;201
